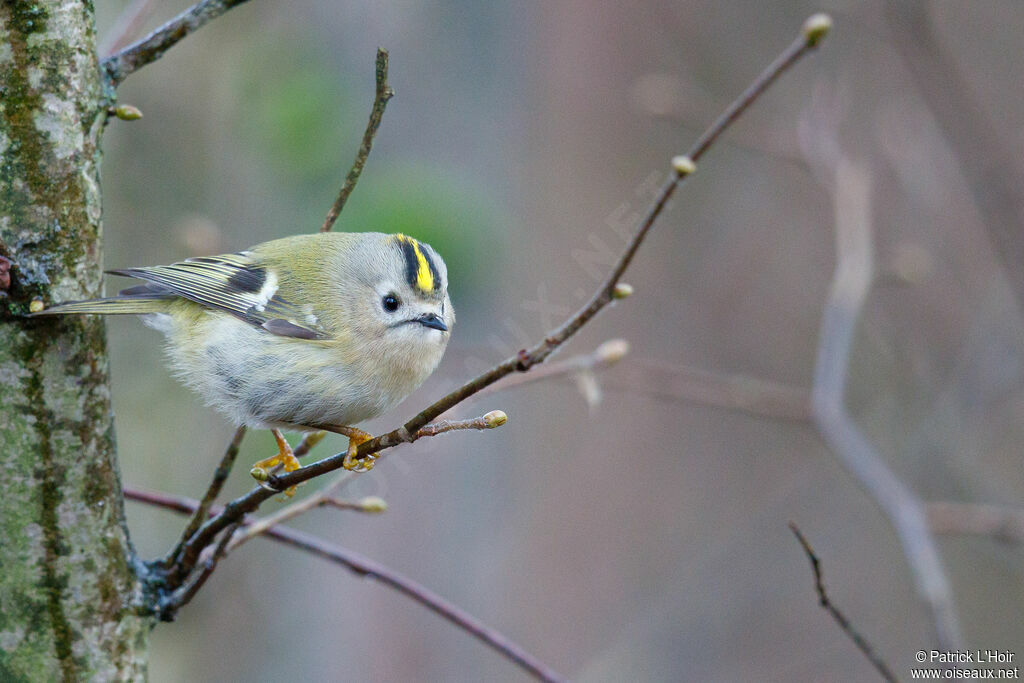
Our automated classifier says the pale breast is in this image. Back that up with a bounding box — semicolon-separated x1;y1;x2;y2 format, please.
163;311;386;430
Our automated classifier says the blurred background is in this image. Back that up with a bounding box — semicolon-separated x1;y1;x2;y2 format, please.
93;0;1024;680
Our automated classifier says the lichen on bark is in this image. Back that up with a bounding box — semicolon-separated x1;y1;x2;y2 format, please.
0;2;150;680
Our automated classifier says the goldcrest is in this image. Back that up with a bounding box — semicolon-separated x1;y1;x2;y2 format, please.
35;231;454;483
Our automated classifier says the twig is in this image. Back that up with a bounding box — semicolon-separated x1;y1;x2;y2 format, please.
810;159;962;649
415;411;507;437
321;49;395;233
125;487;565;682
164;426;246;566
161;522;240;620
99;0;160;57
102;0;255;86
788;523;898;683
927;502;1024;544
464;339;630;403
168;12;831;600
227;472;353;552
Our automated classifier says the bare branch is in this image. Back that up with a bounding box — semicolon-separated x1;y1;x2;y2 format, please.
810;159;962;649
464;339;630;403
321;48;395;233
161;522;239;619
927;502;1024;544
227;473;353;552
415;411;508;437
125;487;565;682
789;523;898;683
167;12;830;602
293;430;327;458
102;0;255;86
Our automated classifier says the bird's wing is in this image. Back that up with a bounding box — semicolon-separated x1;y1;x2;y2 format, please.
108;252;326;339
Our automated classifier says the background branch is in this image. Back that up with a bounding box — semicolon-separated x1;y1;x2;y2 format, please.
125;488;565;682
810;159;962;649
789;523;898;683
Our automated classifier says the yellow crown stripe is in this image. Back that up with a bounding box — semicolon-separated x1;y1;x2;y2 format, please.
395;234;435;293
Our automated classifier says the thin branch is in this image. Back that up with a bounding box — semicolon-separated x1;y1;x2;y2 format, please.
293;430;327;458
164;426;246;566
102;0;255;86
98;0;160;57
788;523;898;683
927;502;1024;544
321;48;395;233
126;487;565;682
227;472;353;552
415;411;507;437
464;339;630;403
810;159;962;649
323;496;387;513
161;522;239;620
168;12;830;598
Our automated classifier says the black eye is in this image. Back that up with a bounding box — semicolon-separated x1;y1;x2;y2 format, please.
382;294;400;312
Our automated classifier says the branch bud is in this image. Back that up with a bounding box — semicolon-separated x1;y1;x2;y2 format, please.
112;104;143;120
612;282;633;299
482;410;508;428
358;496;388;513
671;155;696;176
595;339;630;365
249;466;269;482
304;430;327;449
802;13;832;47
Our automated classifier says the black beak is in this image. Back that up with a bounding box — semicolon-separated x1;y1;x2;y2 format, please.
415;312;448;332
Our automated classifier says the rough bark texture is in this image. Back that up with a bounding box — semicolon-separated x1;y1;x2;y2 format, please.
0;2;150;680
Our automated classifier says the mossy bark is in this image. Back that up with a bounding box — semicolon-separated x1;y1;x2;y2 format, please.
0;2;151;680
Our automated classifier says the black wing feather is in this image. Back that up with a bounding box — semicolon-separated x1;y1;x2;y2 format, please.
106;253;325;339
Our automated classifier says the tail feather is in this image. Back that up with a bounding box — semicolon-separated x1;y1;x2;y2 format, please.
32;296;173;316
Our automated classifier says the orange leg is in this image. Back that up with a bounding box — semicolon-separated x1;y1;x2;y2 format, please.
332;426;375;472
249;429;302;496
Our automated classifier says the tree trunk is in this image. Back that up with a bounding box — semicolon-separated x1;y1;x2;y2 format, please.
0;2;151;680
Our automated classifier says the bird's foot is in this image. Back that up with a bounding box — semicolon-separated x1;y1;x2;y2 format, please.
250;428;301;496
335;427;375;472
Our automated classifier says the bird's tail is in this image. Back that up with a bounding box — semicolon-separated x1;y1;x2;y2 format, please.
31;296;172;317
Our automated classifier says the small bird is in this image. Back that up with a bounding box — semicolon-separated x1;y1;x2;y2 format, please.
34;231;454;491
